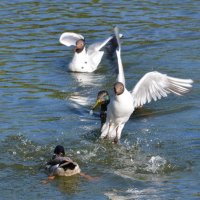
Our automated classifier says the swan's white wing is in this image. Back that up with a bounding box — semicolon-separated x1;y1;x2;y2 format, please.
87;36;113;54
114;26;125;85
116;49;125;85
131;71;193;108
114;26;121;52
59;32;84;47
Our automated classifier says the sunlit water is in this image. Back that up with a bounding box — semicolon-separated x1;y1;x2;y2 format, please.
0;0;200;199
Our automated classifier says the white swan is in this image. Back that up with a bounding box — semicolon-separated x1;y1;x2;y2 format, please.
93;27;193;143
59;31;120;72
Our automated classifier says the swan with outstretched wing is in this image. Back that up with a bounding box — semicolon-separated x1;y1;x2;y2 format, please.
59;31;119;72
92;27;193;143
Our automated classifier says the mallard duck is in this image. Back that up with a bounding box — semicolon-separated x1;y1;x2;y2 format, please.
93;27;193;143
92;90;110;126
46;145;81;177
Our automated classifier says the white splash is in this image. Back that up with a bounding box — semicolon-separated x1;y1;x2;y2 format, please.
146;155;167;173
89;110;93;115
105;187;158;200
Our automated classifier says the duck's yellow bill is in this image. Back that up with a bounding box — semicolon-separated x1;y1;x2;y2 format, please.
91;99;100;110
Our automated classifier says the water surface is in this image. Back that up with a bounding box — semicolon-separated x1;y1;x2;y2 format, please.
0;0;199;199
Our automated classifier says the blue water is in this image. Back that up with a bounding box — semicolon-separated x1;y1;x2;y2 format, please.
0;0;199;199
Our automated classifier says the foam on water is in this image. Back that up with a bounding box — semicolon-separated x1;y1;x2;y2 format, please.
105;187;159;200
145;156;167;174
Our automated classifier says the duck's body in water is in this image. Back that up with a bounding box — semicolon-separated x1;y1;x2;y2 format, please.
42;145;93;183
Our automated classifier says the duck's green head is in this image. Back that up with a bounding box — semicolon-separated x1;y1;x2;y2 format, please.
92;90;110;110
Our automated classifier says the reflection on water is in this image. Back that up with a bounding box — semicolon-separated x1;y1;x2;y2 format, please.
0;0;199;199
71;72;105;87
55;176;82;195
70;94;90;108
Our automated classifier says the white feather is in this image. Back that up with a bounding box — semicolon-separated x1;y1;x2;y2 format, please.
59;32;84;47
132;71;193;108
87;36;113;54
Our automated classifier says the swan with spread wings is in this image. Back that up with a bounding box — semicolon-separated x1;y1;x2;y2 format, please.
92;27;193;143
59;31;120;72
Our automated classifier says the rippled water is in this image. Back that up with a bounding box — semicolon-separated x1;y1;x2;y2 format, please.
0;0;200;199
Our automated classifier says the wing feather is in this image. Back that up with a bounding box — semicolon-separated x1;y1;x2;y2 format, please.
114;26;125;85
131;71;193;108
87;36;113;55
59;32;84;47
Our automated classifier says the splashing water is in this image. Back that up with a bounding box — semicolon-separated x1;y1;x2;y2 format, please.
89;110;93;115
145;156;167;174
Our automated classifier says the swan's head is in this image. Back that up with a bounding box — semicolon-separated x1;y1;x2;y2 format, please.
75;39;85;53
114;82;124;96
